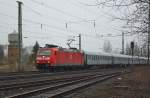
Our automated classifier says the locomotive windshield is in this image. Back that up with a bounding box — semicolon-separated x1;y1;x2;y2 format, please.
37;50;51;56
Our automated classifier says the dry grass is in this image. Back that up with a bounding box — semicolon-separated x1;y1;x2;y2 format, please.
100;66;150;98
0;64;37;72
67;66;150;98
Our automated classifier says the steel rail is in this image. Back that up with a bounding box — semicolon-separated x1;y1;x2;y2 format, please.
0;73;99;90
5;71;125;98
48;73;123;98
0;69;117;87
0;68;107;81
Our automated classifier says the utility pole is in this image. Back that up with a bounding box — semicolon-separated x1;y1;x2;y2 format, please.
78;34;81;51
130;41;134;64
148;0;150;64
122;32;124;54
17;1;23;72
141;48;143;56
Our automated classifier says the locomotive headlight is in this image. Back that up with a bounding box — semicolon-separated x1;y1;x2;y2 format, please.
47;61;50;63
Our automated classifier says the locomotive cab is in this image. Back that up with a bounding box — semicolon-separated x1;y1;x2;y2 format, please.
36;48;52;69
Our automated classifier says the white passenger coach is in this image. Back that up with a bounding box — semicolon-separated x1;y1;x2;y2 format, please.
84;52;147;66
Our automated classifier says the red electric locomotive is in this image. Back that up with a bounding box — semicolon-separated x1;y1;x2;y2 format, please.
36;44;84;71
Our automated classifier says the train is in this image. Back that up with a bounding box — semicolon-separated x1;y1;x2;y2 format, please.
35;44;148;71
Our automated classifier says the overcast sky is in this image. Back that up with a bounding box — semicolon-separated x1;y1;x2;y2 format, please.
0;0;138;52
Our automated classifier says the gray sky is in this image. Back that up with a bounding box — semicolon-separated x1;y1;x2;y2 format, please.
0;0;138;52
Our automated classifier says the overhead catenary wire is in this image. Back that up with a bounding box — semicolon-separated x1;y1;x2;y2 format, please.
0;11;139;40
23;4;66;24
23;5;42;16
30;0;89;21
0;1;17;7
0;11;139;39
71;0;116;20
0;12;87;37
65;0;97;15
0;0;141;41
0;1;124;34
0;12;73;33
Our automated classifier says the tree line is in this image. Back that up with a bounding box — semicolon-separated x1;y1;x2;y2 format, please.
95;0;149;57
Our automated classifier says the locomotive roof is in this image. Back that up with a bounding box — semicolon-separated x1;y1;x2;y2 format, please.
84;51;112;56
39;47;83;53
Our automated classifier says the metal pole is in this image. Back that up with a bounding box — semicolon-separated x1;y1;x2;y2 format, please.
79;34;81;51
148;0;150;64
141;48;142;56
17;1;23;72
122;32;124;54
132;48;133;64
131;41;134;66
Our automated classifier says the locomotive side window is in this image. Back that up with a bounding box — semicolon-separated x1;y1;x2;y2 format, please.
37;50;51;56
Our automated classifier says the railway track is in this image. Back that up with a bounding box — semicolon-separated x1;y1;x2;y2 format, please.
0;72;102;90
0;68;121;82
0;69;129;98
0;69;91;81
0;71;50;81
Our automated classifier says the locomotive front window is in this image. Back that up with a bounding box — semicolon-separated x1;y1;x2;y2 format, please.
37;50;51;56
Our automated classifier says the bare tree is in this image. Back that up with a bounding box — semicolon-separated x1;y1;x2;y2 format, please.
103;40;112;53
89;0;148;56
93;0;148;34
